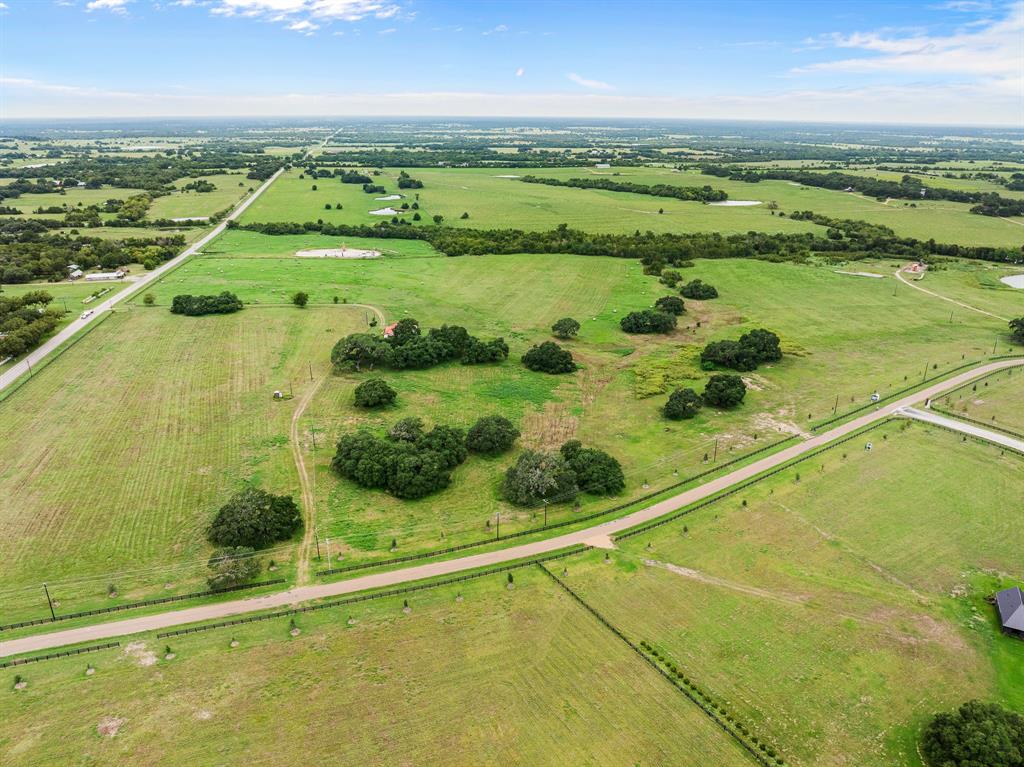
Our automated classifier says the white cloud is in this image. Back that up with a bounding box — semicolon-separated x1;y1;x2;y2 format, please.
286;18;317;31
208;0;401;26
567;72;613;91
378;26;395;33
482;23;507;35
0;2;9;8
797;2;1023;94
932;1;991;10
515;67;525;77
86;0;131;12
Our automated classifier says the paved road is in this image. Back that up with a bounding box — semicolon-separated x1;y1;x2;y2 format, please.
0;167;285;395
896;406;1024;452
2;356;1021;658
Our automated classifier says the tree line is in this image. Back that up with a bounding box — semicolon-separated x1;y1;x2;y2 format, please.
0;290;63;359
233;218;1023;267
518;175;728;203
331;318;508;372
700;165;1024;217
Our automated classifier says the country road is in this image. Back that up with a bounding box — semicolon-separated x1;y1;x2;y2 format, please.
2;356;1021;659
896;406;1024;452
0;167;286;395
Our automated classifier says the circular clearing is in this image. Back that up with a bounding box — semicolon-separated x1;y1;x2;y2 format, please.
295;248;381;259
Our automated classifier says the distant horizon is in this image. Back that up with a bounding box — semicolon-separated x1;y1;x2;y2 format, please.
2;0;1021;126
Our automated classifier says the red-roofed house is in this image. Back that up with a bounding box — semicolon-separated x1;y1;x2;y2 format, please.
382;322;399;338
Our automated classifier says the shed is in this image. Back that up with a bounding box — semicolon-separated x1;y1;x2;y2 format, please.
996;587;1024;638
382;322;399;338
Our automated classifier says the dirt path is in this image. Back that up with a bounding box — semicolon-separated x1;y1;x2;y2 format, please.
2;357;1021;658
894;269;1010;322
292;303;385;585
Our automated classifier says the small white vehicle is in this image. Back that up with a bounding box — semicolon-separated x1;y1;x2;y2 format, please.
80;309;95;320
870;392;880;403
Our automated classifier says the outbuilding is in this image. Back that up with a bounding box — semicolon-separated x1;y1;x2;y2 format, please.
85;270;125;282
996;586;1024;639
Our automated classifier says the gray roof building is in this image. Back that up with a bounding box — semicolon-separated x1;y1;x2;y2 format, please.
996;587;1024;636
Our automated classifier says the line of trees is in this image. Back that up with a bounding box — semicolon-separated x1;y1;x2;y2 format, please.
519;175;728;203
234;218;1023;266
701;165;1024;217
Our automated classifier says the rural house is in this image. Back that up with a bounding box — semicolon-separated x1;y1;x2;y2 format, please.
996;586;1024;639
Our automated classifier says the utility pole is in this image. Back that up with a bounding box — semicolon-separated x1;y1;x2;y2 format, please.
310;426;317;450
495;511;500;539
315;533;321;560
43;583;55;621
713;439;718;462
543;499;548;527
922;362;929;382
308;362;313;381
832;394;839;414
325;538;331;570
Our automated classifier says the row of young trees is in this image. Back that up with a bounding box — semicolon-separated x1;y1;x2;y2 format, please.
518;175;728;203
331;318;509;372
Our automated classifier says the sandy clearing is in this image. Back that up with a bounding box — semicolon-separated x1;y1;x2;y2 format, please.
123;641;157;666
374;194;402;201
835;270;886;278
97;717;126;737
1000;274;1024;288
494;174;521;178
709;200;760;207
169;216;209;223
369;207;399;216
295;248;380;259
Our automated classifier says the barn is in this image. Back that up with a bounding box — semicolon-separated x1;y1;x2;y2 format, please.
995;586;1024;639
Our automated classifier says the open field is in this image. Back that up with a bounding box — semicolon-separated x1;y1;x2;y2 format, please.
238;166;1024;247
0;305;363;623
903;262;1024;322
147;172;253;220
237;167;822;236
561;422;1024;766
0;568;750;767
125;230;1015;565
935;366;1024;435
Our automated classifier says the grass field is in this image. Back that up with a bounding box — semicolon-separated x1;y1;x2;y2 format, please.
560;422;1024;766
905;262;1024;322
935;366;1024;434
127;230;1013;565
0;569;751;767
0;305;363;622
147;172;253;220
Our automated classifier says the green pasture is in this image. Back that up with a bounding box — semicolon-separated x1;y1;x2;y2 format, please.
0;569;750;767
562;422;1024;766
935;366;1024;434
147;172;253;220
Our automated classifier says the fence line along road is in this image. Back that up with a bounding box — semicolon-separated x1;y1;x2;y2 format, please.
2;357;1021;659
0;167;285;395
895;406;1024;453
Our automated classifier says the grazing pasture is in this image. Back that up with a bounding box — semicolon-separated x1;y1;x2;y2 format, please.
563;422;1024;767
935;366;1024;434
0;569;750;767
0;305;362;622
133;230;1011;564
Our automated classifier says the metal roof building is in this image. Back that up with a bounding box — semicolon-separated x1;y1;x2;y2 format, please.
996;587;1024;638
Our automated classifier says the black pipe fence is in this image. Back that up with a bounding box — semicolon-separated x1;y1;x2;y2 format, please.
0;641;120;669
317;435;798;577
157;548;586;639
618;420;890;541
811;355;1024;433
0;579;286;632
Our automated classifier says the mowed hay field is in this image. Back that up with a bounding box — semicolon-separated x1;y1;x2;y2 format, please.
145;231;1015;560
561;422;1024;767
0;305;363;622
0;569;751;767
237;166;1024;247
936;366;1024;434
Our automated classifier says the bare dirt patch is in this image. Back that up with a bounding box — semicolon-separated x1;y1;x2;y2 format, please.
123;641;158;667
97;717;126;737
752;410;807;438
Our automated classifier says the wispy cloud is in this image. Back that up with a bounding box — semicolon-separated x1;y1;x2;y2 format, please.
515;67;525;77
567;72;613;91
86;0;131;12
932;0;991;11
796;2;1023;95
208;0;402;30
482;23;507;35
286;18;317;32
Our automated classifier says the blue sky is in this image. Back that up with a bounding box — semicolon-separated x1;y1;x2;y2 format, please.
1;0;1021;124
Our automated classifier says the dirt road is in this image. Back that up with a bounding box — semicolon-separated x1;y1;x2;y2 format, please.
2;357;1020;658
